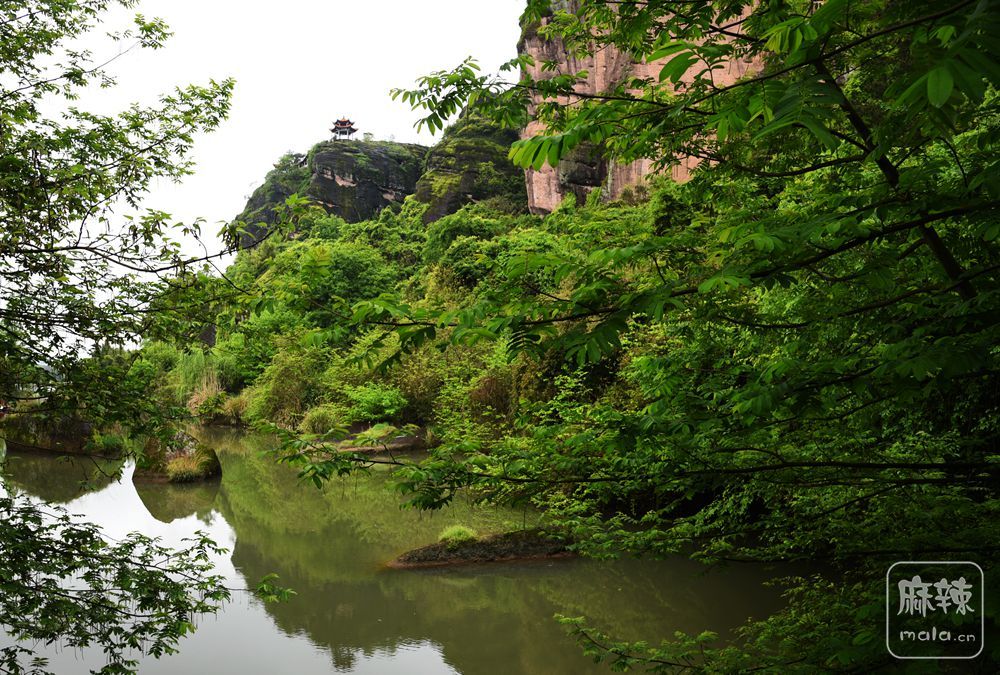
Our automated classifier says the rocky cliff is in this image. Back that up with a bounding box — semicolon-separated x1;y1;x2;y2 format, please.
234;140;428;244
235;118;527;242
412;114;527;223
517;2;758;213
234;3;756;229
306;140;428;221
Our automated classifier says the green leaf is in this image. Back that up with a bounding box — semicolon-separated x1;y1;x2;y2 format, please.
658;52;697;84
926;67;953;107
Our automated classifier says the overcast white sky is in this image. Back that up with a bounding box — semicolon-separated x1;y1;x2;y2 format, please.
74;0;525;255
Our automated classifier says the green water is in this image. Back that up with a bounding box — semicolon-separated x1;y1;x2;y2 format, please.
1;428;783;674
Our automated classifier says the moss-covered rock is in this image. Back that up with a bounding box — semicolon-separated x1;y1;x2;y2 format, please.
306;140;428;222
133;431;221;484
413;115;527;223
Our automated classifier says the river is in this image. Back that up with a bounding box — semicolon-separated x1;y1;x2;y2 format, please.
1;428;783;674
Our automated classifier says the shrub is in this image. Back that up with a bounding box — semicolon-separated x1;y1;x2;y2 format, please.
166;349;216;405
165;455;202;483
422;205;508;263
244;342;328;427
193;443;221;477
212;306;302;387
284;239;397;313
141;341;181;375
213;347;253;392
165;444;220;483
298;403;347;437
84;431;127;457
468;371;513;420
186;370;223;417
438;525;478;549
344;383;407;423
220;390;250;425
437;235;502;289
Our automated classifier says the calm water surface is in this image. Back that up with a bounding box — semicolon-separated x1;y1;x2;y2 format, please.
1;429;783;674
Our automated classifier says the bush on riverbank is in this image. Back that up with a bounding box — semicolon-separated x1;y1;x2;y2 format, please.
83;431;129;457
438;525;477;549
298;403;345;437
166;444;221;483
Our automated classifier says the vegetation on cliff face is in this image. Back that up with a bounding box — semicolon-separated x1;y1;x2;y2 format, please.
233;140;429;246
413;114;528;222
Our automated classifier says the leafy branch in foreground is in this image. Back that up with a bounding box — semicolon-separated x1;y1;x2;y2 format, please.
332;0;1000;670
1;1;243;670
0;494;230;675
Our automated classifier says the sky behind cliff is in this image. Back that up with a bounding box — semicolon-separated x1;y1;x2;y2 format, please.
76;0;525;258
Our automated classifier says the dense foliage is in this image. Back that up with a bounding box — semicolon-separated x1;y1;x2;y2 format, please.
188;0;996;670
7;0;1000;671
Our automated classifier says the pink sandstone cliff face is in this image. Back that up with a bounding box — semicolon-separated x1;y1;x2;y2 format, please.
518;3;757;213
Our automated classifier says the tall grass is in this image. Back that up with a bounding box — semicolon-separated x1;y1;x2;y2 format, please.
186;370;222;415
166;350;218;406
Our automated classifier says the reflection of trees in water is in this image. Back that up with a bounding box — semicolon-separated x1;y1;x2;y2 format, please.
0;429;790;675
52;428;784;674
530;556;786;644
231;537;590;675
0;451;121;503
208;431;785;675
208;435;594;674
213;434;518;570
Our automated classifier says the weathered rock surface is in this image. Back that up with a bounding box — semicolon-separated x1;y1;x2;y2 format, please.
413;114;528;223
234;140;428;245
517;1;759;213
306;140;427;221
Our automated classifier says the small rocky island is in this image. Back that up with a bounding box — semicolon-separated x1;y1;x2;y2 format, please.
388;529;571;569
133;431;221;484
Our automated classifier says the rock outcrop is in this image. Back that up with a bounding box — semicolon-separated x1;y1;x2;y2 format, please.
234;140;429;244
412;114;528;223
517;2;759;213
306;140;428;221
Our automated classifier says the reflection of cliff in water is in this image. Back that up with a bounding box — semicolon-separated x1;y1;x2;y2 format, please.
0;450;121;503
